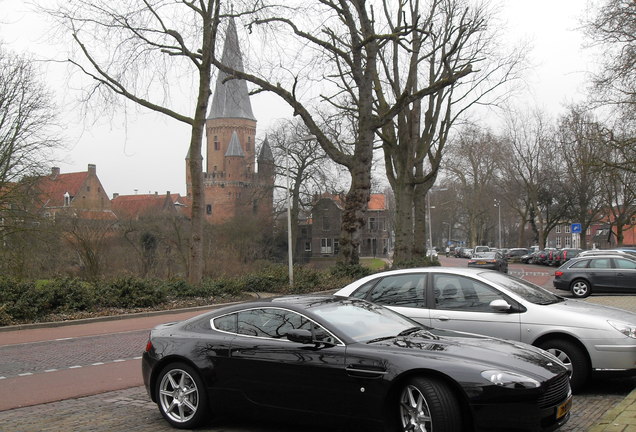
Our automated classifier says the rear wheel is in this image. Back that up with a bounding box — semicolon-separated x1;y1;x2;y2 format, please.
398;376;461;432
155;362;209;429
538;339;589;392
570;279;591;298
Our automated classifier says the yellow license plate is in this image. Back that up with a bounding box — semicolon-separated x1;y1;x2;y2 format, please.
557;396;573;419
477;261;487;265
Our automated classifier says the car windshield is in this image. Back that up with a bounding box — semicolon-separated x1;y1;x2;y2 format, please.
309;300;420;343
474;252;497;259
481;272;564;305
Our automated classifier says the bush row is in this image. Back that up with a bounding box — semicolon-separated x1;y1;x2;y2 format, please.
0;264;368;326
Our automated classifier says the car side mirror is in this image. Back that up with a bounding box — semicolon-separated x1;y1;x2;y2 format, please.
286;329;313;344
490;299;512;312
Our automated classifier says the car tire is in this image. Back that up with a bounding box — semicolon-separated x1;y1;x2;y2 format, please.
570;279;591;298
538;339;589;392
398;376;461;432
155;362;209;429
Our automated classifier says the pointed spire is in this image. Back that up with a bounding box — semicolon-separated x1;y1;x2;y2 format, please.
258;136;274;162
225;131;245;157
208;18;256;121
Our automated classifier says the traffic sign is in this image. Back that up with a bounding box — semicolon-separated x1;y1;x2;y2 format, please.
571;223;582;234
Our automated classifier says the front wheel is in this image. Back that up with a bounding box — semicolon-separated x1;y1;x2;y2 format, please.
155;362;209;429
398;376;461;432
538;339;589;392
570;279;591;298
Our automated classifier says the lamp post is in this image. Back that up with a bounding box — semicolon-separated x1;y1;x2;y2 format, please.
427;187;448;252
494;199;502;249
286;135;316;287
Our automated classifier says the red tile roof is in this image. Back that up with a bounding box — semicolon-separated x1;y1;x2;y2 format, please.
112;193;185;219
37;172;88;207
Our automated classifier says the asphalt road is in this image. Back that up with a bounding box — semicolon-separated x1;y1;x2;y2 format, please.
0;259;634;431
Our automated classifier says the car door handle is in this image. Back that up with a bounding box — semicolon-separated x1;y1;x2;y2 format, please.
434;315;450;321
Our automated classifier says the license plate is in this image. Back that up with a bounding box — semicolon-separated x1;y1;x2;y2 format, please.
477;261;487;265
557;396;573;419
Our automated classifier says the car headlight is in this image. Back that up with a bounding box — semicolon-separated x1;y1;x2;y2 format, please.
608;320;636;339
481;370;540;389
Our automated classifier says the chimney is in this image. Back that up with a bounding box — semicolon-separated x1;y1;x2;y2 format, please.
112;193;119;199
51;167;60;178
88;164;96;176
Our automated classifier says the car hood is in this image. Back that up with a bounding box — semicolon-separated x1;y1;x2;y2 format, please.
369;328;565;379
541;299;636;323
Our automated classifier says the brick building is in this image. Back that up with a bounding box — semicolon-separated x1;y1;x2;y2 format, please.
186;18;275;224
297;193;391;260
36;164;116;221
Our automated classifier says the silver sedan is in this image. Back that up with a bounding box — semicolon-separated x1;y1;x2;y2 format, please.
335;267;636;392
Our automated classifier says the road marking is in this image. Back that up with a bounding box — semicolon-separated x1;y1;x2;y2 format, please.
2;357;141;380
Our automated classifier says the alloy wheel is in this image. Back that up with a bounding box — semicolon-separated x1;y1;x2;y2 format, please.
158;368;200;424
400;384;433;432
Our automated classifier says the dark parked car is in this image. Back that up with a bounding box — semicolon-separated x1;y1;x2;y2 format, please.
535;248;558;265
468;251;508;273
505;248;530;262
521;251;539;264
554;254;636;298
552;248;582;267
143;296;572;431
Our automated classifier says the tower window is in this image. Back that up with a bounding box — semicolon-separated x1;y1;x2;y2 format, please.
247;136;251;152
214;136;219;151
206;204;212;215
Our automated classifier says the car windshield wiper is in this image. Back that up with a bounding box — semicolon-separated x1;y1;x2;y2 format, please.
366;335;398;344
398;326;424;336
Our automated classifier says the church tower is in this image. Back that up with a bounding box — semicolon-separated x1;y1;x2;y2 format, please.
186;17;274;224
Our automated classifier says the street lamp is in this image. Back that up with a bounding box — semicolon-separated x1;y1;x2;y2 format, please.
286;134;316;287
427;187;447;252
494;200;502;249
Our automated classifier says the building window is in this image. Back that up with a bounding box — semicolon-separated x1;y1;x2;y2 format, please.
556;225;561;233
247;136;251;152
64;192;70;207
322;216;330;231
252;200;258;214
368;217;377;231
304;241;312;252
214;136;219;151
321;238;333;254
86;186;90;192
206;204;212;215
565;237;572;248
556;237;562;248
565;225;571;233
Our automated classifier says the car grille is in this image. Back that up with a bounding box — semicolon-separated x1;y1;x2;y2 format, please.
538;373;570;408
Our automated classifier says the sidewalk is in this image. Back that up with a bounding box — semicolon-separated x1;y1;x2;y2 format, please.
589;389;636;432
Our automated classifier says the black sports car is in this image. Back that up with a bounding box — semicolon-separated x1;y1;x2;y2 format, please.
142;296;572;431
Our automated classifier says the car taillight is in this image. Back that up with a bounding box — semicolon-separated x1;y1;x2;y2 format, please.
555;271;563;277
145;340;153;352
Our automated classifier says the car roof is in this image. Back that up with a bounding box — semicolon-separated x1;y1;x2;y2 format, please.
568;254;636;263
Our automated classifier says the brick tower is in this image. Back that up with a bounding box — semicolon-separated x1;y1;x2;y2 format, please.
186;18;274;224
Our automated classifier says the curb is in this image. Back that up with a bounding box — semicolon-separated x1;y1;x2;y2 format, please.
588;388;636;431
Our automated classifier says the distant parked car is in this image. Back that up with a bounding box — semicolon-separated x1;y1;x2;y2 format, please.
473;245;490;254
335;267;636;392
552;248;582;267
505;248;529;262
455;247;473;258
554;254;636;298
468;251;508;273
520;251;539;264
578;249;636;259
535;248;558;265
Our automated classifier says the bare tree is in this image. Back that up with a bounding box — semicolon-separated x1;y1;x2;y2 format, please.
266;118;337;261
0;45;60;234
212;0;472;265
583;0;636;115
373;0;524;262
501;108;568;248
43;0;270;284
556;106;608;249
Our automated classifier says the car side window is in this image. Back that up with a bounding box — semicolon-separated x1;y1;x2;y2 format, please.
236;308;312;338
615;258;636;269
367;274;426;307
589;258;611;269
214;314;237;332
432;274;506;312
570;259;590;268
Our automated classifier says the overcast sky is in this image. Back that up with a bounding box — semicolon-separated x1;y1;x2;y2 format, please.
0;0;596;198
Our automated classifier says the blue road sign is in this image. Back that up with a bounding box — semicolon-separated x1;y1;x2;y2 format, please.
571;223;582;234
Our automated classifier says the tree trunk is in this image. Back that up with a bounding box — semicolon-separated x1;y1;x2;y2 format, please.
392;181;415;262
